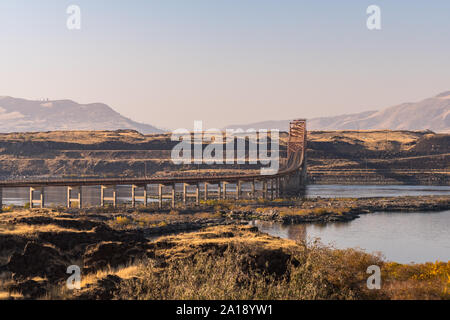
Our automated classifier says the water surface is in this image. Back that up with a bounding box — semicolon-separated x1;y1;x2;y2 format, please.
306;184;450;198
3;184;449;206
251;210;450;263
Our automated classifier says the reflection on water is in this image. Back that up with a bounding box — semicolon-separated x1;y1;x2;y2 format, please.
251;210;450;264
250;221;307;243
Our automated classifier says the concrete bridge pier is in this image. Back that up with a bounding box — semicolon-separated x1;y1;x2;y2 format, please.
101;185;117;207
158;184;163;209
67;186;82;208
262;180;268;199
203;182;208;201
276;177;281;198
157;184;176;209
182;183;187;205
217;182;222;200
171;184;175;208
30;187;45;208
131;184;147;208
182;183;200;206
236;180;242;200
282;166;307;198
196;183;200;205
251;180;256;199
222;182;228;200
0;187;2;209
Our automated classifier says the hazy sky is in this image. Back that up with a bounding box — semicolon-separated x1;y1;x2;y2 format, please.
1;1;449;129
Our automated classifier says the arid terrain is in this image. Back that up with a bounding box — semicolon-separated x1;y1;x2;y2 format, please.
0;129;448;300
0;129;448;184
0;196;449;300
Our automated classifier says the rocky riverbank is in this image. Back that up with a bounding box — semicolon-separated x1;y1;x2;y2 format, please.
216;195;450;224
0;195;448;299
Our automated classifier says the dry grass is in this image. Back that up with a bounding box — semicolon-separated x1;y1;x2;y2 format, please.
79;264;140;289
0;224;86;236
108;211;221;230
114;242;385;300
34;225;450;300
383;261;450;299
308;130;424;149
113;246;449;300
0;291;23;300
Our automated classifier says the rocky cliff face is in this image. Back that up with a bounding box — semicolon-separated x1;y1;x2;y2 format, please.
0;129;447;185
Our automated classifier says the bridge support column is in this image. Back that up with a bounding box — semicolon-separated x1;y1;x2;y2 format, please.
113;186;117;207
30;187;44;209
236;181;241;200
276;178;280;198
222;182;227;200
171;184;175;209
180;183;200;206
282;167;307;198
204;182;208;201
183;183;187;205
101;186;104;207
67;186;82;209
101;185;116;207
157;184;162;209
131;185;147;208
144;185;148;207
0;187;3;210
263;181;268;199
41;188;45;208
217;183;221;200
195;184;199;206
270;179;274;200
251;180;255;199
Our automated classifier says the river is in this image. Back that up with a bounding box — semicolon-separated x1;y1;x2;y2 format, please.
2;184;449;206
251;210;450;264
249;184;450;264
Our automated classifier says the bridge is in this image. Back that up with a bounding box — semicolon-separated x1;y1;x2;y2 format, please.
0;120;307;209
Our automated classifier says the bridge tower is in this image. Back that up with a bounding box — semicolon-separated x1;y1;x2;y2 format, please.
282;119;307;197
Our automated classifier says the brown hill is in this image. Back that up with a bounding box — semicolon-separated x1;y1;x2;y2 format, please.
0;129;448;184
226;91;450;133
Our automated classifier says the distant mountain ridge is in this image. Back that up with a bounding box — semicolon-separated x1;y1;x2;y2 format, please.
0;96;162;134
225;91;450;133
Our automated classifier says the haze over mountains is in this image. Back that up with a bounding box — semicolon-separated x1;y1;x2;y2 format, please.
0;96;162;134
1;91;449;134
226;91;450;133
